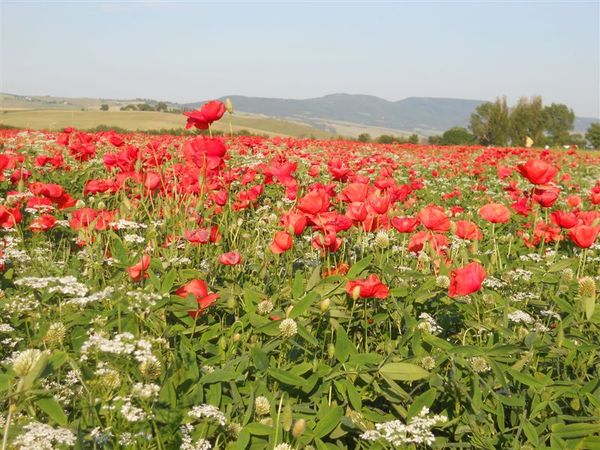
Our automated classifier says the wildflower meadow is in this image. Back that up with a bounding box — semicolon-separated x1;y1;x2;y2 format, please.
0;101;599;449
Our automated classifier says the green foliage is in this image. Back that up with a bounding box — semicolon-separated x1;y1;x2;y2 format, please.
543;103;575;146
586;122;600;148
100;104;109;111
439;127;477;145
469;96;510;146
357;133;372;143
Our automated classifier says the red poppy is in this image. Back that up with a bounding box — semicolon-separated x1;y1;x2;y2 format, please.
176;279;219;318
448;262;486;297
297;189;330;215
0;205;22;228
30;214;56;232
183;100;226;129
391;216;419;233
454;220;482;240
517;159;558;185
346;274;389;299
550;211;580;229
479;203;511;223
533;186;560;208
219;251;242;265
270;231;293;254
416;205;450;232
568;225;600;249
281;212;307;235
127;255;151;282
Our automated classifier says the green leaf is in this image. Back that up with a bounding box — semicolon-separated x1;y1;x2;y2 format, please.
335;327;356;363
36;396;68;426
407;388;437;419
292;270;304;299
523;420;540;447
347;255;373;279
250;347;269;372
379;363;429;381
243;422;273;436
551;423;600;439
312;406;343;438
290;292;319;319
161;268;177;293
200;369;239;384
268;368;306;387
583;296;596;321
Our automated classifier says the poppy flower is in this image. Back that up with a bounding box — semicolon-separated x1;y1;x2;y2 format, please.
568;225;600;249
550;211;580;229
479;203;511;223
176;279;219;318
448;262;486;297
417;205;450;232
391;216;419;233
517;159;558;185
30;214;56;232
533;186;560;208
346;274;389;299
0;205;22;228
270;231;293;254
454;220;482;240
281;212;307;235
127;255;151;282
183;100;226;129
219;251;242;265
297;189;330;215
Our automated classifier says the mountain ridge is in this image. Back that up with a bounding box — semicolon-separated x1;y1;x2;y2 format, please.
185;94;598;135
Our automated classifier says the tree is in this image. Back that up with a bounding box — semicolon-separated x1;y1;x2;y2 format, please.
586;123;600;149
543;103;575;146
509;96;544;146
377;135;395;144
156;102;168;112
469;97;510;146
440;127;477;145
408;134;419;144
357;133;372;143
100;104;109;111
428;135;442;145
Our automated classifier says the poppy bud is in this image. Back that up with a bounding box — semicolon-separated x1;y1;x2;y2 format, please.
232;333;241;343
225;98;234;114
328;343;335;359
320;298;330;312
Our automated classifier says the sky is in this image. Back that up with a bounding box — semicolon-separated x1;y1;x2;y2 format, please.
1;1;599;117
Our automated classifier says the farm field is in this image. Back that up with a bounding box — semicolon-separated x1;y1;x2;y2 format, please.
0;109;334;139
0;124;599;450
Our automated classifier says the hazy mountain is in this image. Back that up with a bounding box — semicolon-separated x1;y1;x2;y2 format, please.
185;94;598;135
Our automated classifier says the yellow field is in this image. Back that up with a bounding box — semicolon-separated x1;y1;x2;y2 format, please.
0;109;334;139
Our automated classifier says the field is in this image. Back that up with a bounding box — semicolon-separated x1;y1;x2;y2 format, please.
0;109;334;139
0;125;599;450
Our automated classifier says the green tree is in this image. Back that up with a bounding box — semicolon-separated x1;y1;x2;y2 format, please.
377;135;395;144
100;104;109;111
440;127;477;145
428;135;442;144
543;103;575;146
408;134;419;144
509;96;544;146
357;133;372;143
156;102;168;112
586;123;600;149
469;97;510;146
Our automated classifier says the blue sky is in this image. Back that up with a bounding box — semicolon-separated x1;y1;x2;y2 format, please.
1;1;599;117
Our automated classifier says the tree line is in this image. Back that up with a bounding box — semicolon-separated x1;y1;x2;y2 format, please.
428;96;600;149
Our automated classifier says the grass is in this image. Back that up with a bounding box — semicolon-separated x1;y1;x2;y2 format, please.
0;109;335;139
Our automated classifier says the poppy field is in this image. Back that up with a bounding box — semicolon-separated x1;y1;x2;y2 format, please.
0;104;599;450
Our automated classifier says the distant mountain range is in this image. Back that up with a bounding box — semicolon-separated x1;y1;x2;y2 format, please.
185;94;598;135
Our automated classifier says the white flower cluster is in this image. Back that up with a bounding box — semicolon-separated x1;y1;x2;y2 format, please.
80;332;158;366
123;233;146;244
132;382;161;400
110;219;148;230
188;404;227;427
417;313;443;335
12;422;76;450
508;310;535;325
15;276;88;297
360;407;447;447
66;287;114;306
180;424;212;450
482;276;506;290
0;323;15;333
